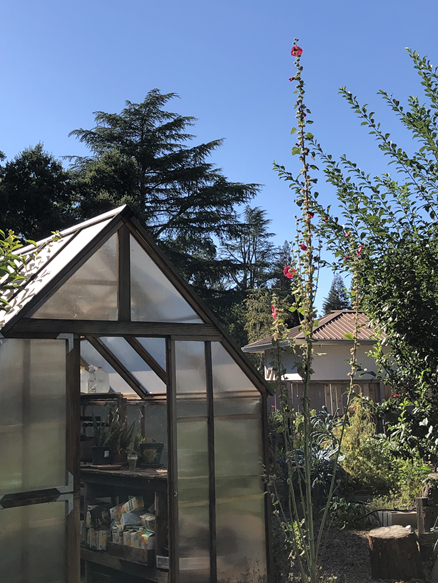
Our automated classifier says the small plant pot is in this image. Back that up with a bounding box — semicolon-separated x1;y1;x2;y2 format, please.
127;453;138;471
140;443;164;466
91;446;113;465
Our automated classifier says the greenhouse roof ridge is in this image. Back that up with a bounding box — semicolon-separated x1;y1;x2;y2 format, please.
18;205;130;255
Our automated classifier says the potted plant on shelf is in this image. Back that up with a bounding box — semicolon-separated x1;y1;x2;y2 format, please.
91;414;120;465
110;407;136;464
139;437;164;467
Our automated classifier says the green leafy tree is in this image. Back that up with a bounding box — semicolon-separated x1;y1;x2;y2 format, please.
70;90;259;297
0;144;76;240
313;49;438;458
322;274;351;315
0;230;34;314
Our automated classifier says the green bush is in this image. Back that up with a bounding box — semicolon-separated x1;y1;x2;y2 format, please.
339;396;429;500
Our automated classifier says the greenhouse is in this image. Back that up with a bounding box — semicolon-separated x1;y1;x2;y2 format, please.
0;206;272;583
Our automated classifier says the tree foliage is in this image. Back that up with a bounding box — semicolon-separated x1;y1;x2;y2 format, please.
70;90;260;294
0;144;76;240
313;49;438;431
322;274;351;315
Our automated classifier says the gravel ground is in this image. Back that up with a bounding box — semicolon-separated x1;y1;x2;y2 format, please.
318;526;426;583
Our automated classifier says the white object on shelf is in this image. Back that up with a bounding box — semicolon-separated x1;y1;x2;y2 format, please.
88;365;97;393
95;367;110;393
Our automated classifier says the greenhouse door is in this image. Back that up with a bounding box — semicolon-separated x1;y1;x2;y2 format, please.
0;336;80;583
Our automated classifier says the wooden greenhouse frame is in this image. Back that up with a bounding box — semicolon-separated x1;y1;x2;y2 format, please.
0;206;273;583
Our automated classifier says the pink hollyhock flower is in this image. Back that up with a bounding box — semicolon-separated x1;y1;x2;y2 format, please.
300;243;307;251
393;393;400;398
289;77;295;82
345;232;350;237
291;45;303;57
271;305;277;319
357;244;363;258
302;113;307;118
283;266;296;279
322;217;327;222
344;256;351;261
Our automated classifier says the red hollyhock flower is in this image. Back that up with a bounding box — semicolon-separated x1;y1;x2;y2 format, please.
271;305;277;319
393;393;400;398
291;45;303;57
283;266;296;279
344;256;351;261
357;245;363;258
289;77;295;82
308;212;314;219
300;243;307;251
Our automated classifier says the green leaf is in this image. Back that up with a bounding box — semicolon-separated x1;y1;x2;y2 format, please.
291;127;297;135
292;147;301;156
343;333;354;340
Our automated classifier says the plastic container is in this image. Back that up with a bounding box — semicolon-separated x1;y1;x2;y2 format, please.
88;366;97;393
95;367;110;393
80;367;89;393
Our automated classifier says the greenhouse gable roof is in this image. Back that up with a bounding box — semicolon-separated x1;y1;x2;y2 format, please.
0;206;272;397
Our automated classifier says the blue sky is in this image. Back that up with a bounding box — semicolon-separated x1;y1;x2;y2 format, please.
1;0;437;311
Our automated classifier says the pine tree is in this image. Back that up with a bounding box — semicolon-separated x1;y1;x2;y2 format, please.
322;274;351;315
69;90;259;293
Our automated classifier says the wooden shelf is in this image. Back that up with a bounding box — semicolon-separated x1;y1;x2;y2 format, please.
81;548;168;583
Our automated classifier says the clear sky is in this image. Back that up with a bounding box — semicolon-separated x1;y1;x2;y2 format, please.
1;0;437;312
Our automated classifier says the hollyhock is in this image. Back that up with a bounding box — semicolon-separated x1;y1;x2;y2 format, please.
345;232;350;237
357;245;363;258
322;217;327;222
289;77;295;82
291;45;303;57
308;212;314;219
283;266;296;279
271;305;277;319
300;243;307;251
344;256;351;261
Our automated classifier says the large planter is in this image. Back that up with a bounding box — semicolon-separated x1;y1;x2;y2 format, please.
91;446;113;465
140;443;164;466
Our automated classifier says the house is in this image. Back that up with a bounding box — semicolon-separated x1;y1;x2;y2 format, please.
242;310;390;414
0;206;272;583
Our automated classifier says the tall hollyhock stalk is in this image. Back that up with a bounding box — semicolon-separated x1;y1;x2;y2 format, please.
269;41;359;583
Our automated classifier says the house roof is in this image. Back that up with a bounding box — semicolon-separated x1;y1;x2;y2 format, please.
242;310;377;353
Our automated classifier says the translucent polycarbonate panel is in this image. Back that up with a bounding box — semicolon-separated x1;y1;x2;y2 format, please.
176;341;210;582
136;337;166;369
80;339;136;394
130;235;203;323
0;501;66;583
32;232;118;320
175;341;207;397
211;342;261;395
215;419;266;583
214;395;262;417
0;339;66;494
3;219;112;326
101;337;165;394
212;342;266;582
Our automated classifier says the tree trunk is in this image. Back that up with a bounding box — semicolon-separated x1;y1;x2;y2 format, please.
368;525;424;580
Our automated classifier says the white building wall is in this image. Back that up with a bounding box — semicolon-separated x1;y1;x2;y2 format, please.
265;342;378;382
